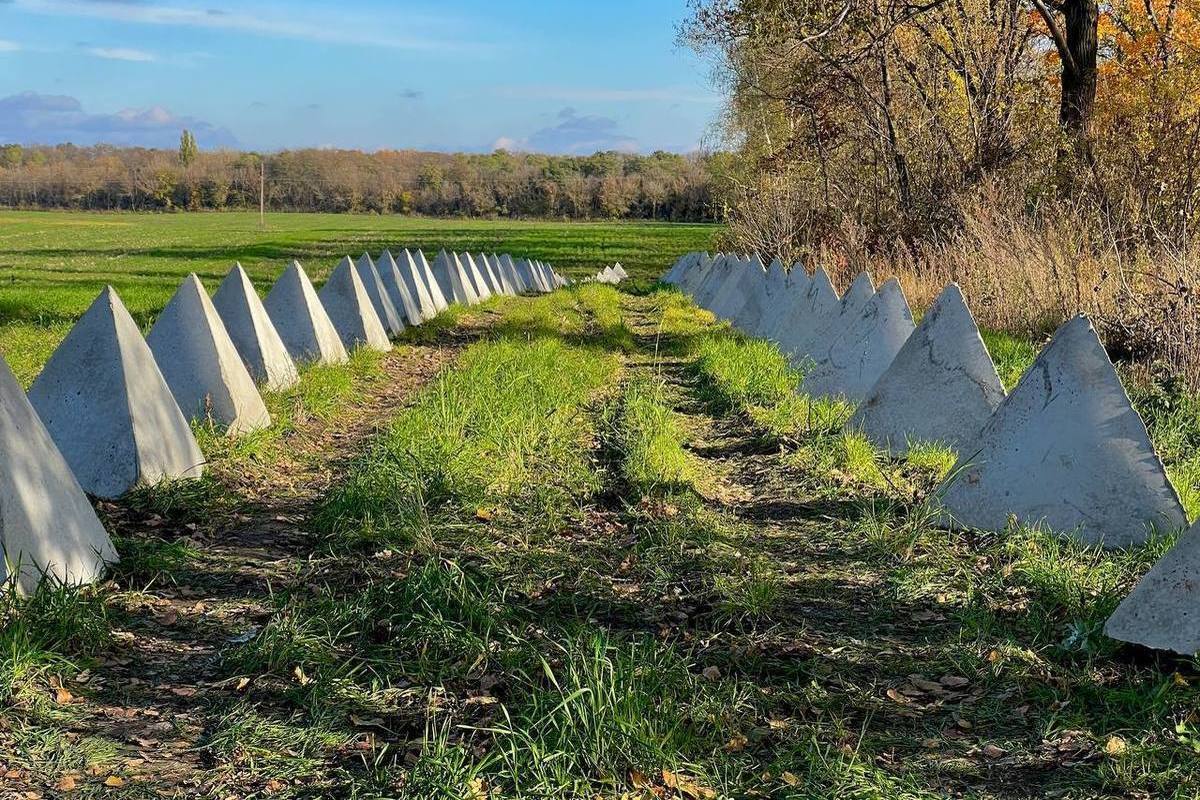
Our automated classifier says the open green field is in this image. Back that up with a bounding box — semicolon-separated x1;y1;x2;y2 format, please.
0;210;718;383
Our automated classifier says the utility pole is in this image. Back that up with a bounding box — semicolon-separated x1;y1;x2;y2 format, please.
259;159;266;230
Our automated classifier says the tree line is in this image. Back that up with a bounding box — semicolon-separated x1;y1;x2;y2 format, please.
0;142;719;222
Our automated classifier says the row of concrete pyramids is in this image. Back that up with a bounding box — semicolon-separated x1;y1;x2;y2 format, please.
1;249;564;594
664;251;1199;656
589;263;629;284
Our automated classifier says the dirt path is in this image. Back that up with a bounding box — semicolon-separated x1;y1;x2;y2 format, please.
30;338;462;795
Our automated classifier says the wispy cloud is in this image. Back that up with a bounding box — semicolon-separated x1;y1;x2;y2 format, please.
496;85;720;105
9;0;487;53
87;46;156;61
0;40;20;52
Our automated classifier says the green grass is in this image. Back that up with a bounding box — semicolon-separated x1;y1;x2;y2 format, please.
0;210;715;384
605;375;693;494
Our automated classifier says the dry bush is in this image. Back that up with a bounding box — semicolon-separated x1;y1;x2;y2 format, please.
728;181;1200;384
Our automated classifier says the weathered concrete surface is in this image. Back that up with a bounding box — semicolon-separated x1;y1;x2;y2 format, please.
319;257;393;352
696;255;738;309
212;263;300;391
1105;519;1200;654
264;260;349;365
431;250;478;306
679;252;714;293
752;261;808;342
800;277;915;401
476;253;504;295
710;257;765;321
355;253;405;337
849;283;1005;455
938;315;1187;548
461;253;493;301
514;259;537;293
489;254;517;295
732;257;783;332
0;354;117;593
148;274;271;435
29;287;205;499
412;250;450;312
377;250;426;326
612;263;628;280
772;267;840;361
791;271;875;362
428;249;457;303
499;254;526;294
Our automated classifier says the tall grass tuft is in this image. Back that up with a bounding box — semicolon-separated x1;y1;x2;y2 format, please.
607;375;692;494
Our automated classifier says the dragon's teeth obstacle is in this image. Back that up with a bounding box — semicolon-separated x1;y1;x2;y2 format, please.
148;274;272;436
937;315;1187;548
800;277;915;402
212;263;300;391
355;253;405;337
849;283;1005;455
377;250;426;326
461;253;493;301
412;250;450;312
1105;519;1200;654
774;267;840;364
29;287;205;499
264;260;349;365
320;257;393;352
0;353;117;593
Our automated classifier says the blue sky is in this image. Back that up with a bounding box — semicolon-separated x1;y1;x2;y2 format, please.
0;0;722;154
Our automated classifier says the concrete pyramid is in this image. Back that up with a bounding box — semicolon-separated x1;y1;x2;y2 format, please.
489;254;517;295
476;253;504;295
427;249;456;303
679;252;714;293
527;260;549;293
794;271;876;360
264;260;349;365
938;315;1186;548
732;257;783;331
710;256;765;320
355;253;405;337
29;287;205;499
662;253;690;285
849;284;1005;455
431;250;477;306
461;253;493;301
377;250;426;326
319;257;392;352
412;250;450;312
212;263;300;391
612;263;629;281
1105;520;1200;654
499;254;526;294
0;354;117;593
771;267;838;357
800;277;914;401
514;259;537;293
695;255;736;308
147;275;271;436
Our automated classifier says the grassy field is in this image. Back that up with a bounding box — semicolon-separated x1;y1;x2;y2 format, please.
4;213;1200;797
0;210;717;383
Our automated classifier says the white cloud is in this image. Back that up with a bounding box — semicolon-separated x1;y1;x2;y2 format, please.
493;108;640;156
9;0;485;53
87;46;156;62
0;40;21;53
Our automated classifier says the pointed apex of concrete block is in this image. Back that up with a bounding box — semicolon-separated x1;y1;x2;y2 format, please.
148;274;271;436
801;278;915;401
28;286;205;499
1106;520;1200;654
212;263;299;391
354;253;405;336
939;315;1187;548
319;258;392;352
0;353;117;594
850;283;1005;454
843;271;875;306
264;260;349;365
461;252;492;300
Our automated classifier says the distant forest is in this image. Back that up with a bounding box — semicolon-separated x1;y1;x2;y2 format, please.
0;143;720;222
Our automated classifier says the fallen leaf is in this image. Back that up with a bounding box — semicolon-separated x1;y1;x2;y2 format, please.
1174;672;1189;687
103;776;125;787
701;666;721;682
169;687;196;698
723;734;748;753
55;687;74;704
1105;736;1127;756
54;776;76;791
662;770;715;799
235;677;250;692
982;744;1005;759
886;688;911;705
629;769;652;789
293;666;311;686
781;771;800;787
